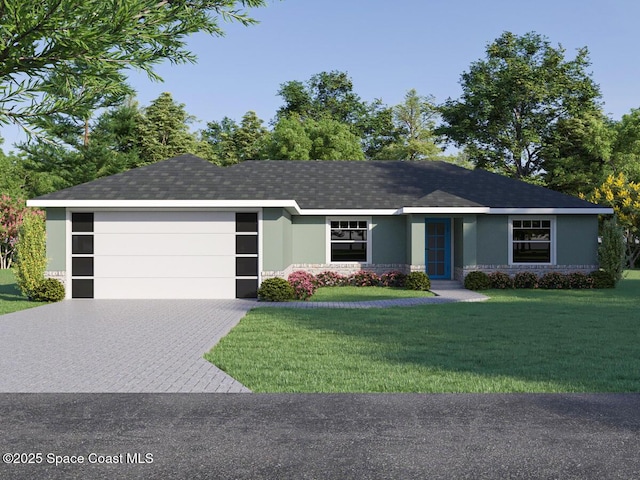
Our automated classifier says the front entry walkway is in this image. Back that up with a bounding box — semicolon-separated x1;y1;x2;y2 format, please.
0;299;254;393
256;280;488;309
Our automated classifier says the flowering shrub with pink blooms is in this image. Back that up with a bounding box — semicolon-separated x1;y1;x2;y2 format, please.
346;270;381;287
380;271;407;288
315;271;347;287
287;271;318;300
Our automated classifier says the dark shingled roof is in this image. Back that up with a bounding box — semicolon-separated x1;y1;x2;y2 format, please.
32;154;601;210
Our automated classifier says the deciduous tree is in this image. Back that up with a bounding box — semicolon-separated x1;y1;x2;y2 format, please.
585;173;640;268
438;31;601;179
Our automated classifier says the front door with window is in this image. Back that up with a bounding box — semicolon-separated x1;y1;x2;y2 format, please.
425;219;451;279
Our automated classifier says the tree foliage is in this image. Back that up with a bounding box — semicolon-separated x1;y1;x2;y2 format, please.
202;110;268;165
0;0;265;133
13;210;47;298
266;115;364;160
542;111;614;196
585;173;640;268
379;89;441;160
0;195;30;269
275;71;398;159
137;92;207;165
438;31;601;179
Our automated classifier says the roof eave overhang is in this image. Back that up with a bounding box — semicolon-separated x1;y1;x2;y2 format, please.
488;207;614;215
27;200;614;216
26;199;303;215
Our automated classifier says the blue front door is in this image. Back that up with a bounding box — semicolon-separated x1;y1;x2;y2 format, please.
425;219;451;279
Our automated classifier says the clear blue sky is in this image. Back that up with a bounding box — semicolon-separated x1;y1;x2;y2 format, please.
2;0;639;150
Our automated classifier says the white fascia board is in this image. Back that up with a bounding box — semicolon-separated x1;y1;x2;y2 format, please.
26;199;302;214
298;209;399;216
489;207;614;215
398;207;490;214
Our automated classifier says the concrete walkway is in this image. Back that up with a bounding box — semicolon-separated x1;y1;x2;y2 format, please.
256;280;488;308
0;299;254;393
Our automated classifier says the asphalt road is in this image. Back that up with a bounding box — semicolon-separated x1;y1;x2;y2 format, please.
1;394;639;479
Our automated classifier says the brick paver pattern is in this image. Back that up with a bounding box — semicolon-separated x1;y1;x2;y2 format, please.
0;299;254;393
0;282;486;393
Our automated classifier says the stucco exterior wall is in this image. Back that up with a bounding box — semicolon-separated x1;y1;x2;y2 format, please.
371;215;406;264
261;208;292;273
556;215;599;265
45;207;66;274
291;216;325;264
476;215;509;265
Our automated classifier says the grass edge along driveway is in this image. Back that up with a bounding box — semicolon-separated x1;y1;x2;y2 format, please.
206;271;640;393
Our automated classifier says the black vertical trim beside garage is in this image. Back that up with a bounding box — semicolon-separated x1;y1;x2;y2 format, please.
71;212;94;298
235;213;258;298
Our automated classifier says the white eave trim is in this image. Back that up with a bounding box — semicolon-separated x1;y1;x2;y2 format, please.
27;199;614;216
299;209;398;216
26;199;303;214
489;207;614;215
399;207;490;214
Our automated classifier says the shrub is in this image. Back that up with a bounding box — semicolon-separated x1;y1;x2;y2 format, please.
463;271;490;291
347;270;381;287
514;271;538;289
14;211;47;299
405;271;431;291
589;270;615;289
287;271;317;300
488;271;514;289
32;278;66;302
567;272;594;289
315;271;347;288
257;278;295;302
598;217;625;285
380;270;407;288
538;272;570;289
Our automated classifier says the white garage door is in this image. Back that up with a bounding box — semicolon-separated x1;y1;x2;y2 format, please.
93;211;236;299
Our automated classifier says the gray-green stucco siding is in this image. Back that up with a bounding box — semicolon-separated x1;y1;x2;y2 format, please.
371;216;406;264
291;216;325;264
261;208;292;271
476;215;509;265
556;215;598;265
46;208;66;271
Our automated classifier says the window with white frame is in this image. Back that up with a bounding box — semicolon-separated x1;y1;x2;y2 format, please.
511;218;554;264
330;219;368;262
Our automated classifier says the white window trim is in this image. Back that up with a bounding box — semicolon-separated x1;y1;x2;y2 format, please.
508;215;556;266
326;216;372;264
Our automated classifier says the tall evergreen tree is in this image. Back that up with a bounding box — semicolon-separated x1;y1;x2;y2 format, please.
136;92;206;165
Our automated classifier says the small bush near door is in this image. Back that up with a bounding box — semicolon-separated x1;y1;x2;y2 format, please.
405;272;431;291
464;271;491;290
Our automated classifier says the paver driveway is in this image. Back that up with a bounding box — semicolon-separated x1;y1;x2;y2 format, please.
0;299;255;393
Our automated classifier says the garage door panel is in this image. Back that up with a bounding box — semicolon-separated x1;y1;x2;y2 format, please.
95;233;235;256
94;278;236;299
95;255;235;278
94;211;235;234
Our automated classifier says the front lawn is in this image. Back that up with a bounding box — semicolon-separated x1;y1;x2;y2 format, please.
310;286;434;302
0;269;40;316
206;271;640;393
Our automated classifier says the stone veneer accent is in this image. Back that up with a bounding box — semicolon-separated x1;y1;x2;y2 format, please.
262;263;413;281
44;271;66;287
454;265;600;281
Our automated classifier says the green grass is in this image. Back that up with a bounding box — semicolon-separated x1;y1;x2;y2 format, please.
0;269;40;315
207;271;640;393
310;286;434;302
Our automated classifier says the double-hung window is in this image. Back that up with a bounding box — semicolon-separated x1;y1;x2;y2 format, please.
329;219;369;262
511;218;554;264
